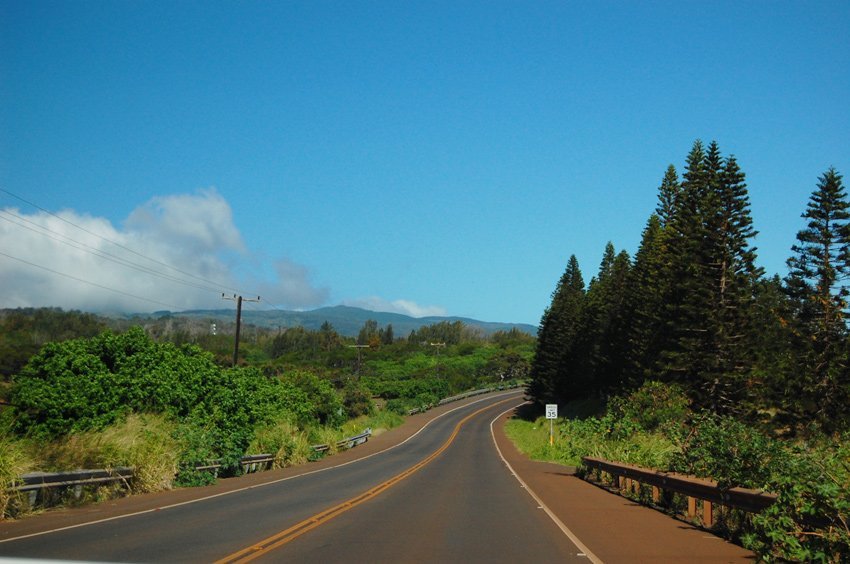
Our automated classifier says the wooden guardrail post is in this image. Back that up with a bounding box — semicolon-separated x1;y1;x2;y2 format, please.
702;500;714;527
580;456;777;531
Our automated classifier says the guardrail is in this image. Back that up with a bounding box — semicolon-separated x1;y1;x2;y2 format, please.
9;429;373;508
407;383;523;415
581;456;777;527
11;467;135;506
311;428;372;453
6;383;518;511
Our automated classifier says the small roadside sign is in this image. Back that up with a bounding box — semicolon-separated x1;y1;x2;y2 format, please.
545;404;557;446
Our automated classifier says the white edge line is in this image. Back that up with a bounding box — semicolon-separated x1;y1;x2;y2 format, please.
490;402;604;564
0;390;524;545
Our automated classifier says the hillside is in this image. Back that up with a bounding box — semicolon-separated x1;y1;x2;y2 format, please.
121;305;537;338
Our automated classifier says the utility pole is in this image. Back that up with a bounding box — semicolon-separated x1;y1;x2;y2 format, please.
222;294;260;367
347;344;369;378
430;342;446;377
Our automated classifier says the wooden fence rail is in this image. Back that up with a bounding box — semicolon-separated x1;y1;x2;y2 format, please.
581;456;777;528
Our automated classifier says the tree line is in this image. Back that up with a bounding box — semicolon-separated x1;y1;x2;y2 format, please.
529;140;849;434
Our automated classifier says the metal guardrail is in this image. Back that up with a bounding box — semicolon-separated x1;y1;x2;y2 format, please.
581;456;777;527
9;429;373;507
7;385;521;509
407;382;523;415
311;428;372;453
13;467;135;493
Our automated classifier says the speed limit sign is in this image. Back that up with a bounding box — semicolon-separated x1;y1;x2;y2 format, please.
545;404;558;419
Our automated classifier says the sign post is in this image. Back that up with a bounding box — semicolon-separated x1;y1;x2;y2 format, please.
545;404;558;446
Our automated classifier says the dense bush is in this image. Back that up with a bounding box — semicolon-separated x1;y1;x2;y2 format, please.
362;375;449;401
745;436;850;561
9;328;324;476
670;413;786;490
282;370;345;427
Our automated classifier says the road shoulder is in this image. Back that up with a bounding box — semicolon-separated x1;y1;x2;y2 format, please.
493;407;756;563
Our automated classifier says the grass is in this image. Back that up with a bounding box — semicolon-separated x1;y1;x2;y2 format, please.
1;403;408;520
504;414;678;469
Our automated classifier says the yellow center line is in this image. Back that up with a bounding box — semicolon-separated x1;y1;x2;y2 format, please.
215;396;519;564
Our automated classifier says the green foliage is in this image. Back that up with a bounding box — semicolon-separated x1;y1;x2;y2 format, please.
7;327;341;487
614;381;690;433
507;380;849;560
0;308;107;381
341;382;374;418
670;413;785;490
283;370;345;426
362;375;449;401
0;432;30;518
784;167;850;432
528;254;585;404
247;420;311;469
407;321;470;346
745;436;850;561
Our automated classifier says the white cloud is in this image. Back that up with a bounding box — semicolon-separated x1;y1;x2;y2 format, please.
260;258;330;309
0;189;329;313
344;296;447;318
125;188;245;254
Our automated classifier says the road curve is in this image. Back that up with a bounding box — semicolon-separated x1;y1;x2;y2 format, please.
0;391;588;562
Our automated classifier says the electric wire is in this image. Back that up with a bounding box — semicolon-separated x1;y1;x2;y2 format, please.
0;210;224;294
0;188;293;312
0;251;183;310
0;188;250;297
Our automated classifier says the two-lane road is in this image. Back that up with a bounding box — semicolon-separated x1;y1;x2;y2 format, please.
0;392;591;562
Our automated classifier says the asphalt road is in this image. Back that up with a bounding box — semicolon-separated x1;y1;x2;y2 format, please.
0;391;589;563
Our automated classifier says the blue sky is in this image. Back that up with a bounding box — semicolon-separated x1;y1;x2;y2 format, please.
1;1;848;325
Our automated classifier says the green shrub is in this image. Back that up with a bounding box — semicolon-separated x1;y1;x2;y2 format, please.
744;436;850;562
670;413;786;490
342;383;374;418
617;381;690;433
284;371;345;426
248;420;311;468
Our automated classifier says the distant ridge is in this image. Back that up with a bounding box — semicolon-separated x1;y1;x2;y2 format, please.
143;305;537;338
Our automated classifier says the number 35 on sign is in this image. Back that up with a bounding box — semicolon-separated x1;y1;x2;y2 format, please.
545;404;558;419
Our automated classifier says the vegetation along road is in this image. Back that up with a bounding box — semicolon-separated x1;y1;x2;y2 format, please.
0;391;594;562
0;388;755;563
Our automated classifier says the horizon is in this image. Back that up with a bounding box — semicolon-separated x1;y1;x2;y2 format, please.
1;302;539;329
2;2;848;326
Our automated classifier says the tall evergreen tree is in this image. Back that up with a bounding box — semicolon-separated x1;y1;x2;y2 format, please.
595;249;632;393
658;140;713;387
656;165;681;228
528;255;585;404
785;167;850;430
658;141;760;413
623;214;668;387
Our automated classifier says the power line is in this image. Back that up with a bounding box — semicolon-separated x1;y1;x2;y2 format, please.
0;210;223;294
0;187;247;296
0;188;296;314
0;251;183;310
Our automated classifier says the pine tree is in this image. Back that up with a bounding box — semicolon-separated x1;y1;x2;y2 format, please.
528;255;585;404
656;165;681;228
658;140;712;387
579;244;631;396
785;167;850;430
623;214;668;387
657;141;760;413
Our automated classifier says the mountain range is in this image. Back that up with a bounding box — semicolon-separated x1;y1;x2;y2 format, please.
137;305;537;338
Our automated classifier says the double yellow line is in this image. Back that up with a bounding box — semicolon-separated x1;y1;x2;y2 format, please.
216;396;518;564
